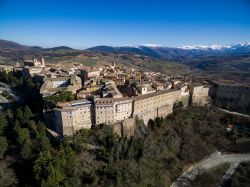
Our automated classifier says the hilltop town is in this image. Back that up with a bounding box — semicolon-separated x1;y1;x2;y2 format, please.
1;55;250;186
1;0;250;185
1;57;249;137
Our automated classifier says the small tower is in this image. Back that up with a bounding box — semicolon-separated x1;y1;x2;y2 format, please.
41;57;45;67
112;61;116;68
33;58;38;66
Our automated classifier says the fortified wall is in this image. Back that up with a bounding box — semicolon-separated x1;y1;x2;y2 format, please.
95;97;133;125
190;81;250;114
212;81;250;114
133;89;181;124
54;89;183;136
54;100;94;135
191;84;212;106
53;80;250;136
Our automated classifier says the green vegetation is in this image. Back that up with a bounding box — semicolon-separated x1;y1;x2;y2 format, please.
44;91;75;109
189;163;230;187
0;71;23;86
34;145;79;186
142;60;193;75
0;90;14;101
1;105;250;186
229;162;250;187
0;106;78;186
62;107;249;187
0;161;18;187
181;55;250;83
0;70;250;186
80;58;97;66
0;71;250;187
0;71;44;113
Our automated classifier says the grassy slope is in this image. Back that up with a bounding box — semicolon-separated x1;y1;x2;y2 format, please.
2;48;250;82
181;55;250;83
50;51;195;75
0;48;195;76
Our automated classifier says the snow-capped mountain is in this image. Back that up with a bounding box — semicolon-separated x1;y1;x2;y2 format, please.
138;44;162;48
88;43;250;60
177;45;230;50
177;43;250;50
1;38;248;60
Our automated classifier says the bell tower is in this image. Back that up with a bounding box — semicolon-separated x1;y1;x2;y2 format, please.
41;57;45;67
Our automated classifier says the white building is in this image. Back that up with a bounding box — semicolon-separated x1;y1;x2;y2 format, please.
81;69;101;80
40;75;82;97
114;98;133;121
136;82;156;95
24;58;45;67
95;97;133;124
54;100;93;136
95;99;114;124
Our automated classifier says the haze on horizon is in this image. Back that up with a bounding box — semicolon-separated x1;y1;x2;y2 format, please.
0;0;250;49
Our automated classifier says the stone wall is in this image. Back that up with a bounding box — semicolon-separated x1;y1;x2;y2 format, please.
134;109;158;125
122;118;135;137
214;84;250;114
54;100;93;136
191;85;211;106
54;89;182;135
111;118;135;137
180;94;190;108
133;89;181;125
112;123;122;137
157;105;173;118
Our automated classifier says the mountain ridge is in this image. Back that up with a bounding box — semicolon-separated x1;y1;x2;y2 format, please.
0;39;73;51
87;43;250;60
1;39;250;60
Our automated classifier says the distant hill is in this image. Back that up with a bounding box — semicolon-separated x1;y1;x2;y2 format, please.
87;43;250;60
180;55;250;83
1;39;250;83
2;39;249;59
0;39;30;50
29;46;44;51
87;44;250;83
0;39;73;51
46;46;73;51
88;45;162;58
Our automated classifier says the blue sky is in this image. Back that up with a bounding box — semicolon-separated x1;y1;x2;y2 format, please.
0;0;250;48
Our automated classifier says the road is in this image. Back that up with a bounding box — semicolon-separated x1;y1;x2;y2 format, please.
0;95;11;110
0;81;21;102
0;95;9;103
0;82;11;88
219;162;239;187
170;152;250;187
218;108;250;118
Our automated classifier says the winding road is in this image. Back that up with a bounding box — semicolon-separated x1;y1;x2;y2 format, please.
217;108;250;118
170;152;250;187
0;81;21;102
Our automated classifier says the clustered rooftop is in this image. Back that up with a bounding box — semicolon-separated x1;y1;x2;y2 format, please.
1;57;249;137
